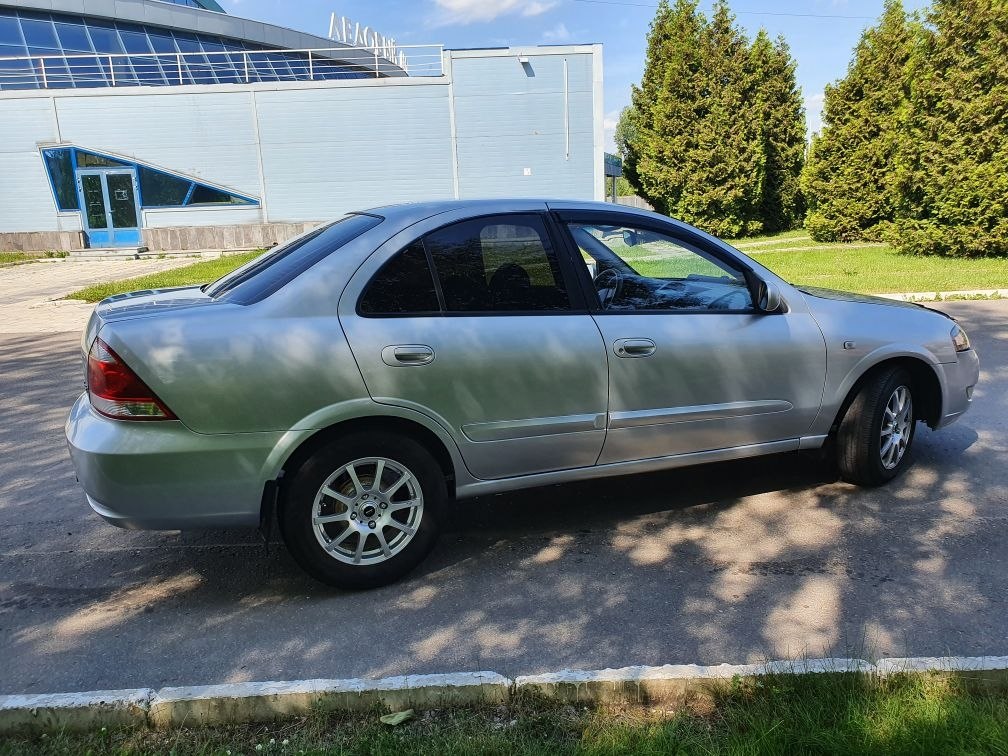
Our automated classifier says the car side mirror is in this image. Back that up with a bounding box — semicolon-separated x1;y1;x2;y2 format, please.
756;280;784;313
622;230;639;247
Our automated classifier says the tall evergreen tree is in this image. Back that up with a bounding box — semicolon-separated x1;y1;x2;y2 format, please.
750;31;806;233
619;0;805;237
800;0;915;242
680;0;765;237
893;0;1008;257
626;0;705;218
614;104;643;193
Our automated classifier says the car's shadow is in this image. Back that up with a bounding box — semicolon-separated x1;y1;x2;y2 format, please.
442;450;838;537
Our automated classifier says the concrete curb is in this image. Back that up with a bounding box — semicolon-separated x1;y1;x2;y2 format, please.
2;657;1006;734
876;656;1008;691
514;658;875;705
0;689;153;733
148;672;510;729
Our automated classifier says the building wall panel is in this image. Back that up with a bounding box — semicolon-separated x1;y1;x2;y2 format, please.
142;205;264;228
254;84;455;221
0;153;65;233
0;99;62;232
451;52;596;200
55;92;261;196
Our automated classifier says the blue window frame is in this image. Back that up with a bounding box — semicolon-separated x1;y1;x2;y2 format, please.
40;146;259;213
0;8;367;89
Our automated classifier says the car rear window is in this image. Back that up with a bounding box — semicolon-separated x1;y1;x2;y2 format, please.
207;213;382;304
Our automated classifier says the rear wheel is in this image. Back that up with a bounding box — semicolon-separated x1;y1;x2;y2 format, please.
837;367;917;486
280;432;445;589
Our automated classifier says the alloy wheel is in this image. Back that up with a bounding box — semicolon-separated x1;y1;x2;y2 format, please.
880;385;913;470
311;457;424;566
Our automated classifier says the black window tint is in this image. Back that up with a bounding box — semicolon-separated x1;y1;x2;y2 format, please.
42;148;78;210
139;166;191;206
76;151;128;168
424;215;570;313
188;184;248;205
207;213;382;304
359;242;440;315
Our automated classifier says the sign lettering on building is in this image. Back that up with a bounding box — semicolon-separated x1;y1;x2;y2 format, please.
328;14;407;70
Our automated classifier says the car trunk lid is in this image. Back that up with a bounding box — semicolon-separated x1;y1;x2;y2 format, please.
81;285;216;354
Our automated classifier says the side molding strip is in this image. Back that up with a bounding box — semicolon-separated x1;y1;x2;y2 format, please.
461;413;606;442
608;400;794;430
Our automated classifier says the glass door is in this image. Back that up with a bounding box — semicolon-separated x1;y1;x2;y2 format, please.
77;169;141;247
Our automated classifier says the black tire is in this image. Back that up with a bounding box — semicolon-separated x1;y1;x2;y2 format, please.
836;367;917;486
280;431;445;589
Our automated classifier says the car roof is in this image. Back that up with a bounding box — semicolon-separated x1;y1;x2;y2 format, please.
356;198;669;227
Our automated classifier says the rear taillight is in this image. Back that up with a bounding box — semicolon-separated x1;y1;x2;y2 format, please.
87;338;176;421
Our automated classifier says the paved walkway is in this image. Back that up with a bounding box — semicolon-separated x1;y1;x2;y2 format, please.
0;257;198;334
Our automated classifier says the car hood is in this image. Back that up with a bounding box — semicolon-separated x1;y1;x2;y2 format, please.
797;286;929;310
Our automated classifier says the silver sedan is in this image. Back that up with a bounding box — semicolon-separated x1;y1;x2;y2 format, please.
66;200;980;588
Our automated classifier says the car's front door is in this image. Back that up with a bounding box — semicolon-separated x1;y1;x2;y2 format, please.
340;212;608;480
555;211;827;465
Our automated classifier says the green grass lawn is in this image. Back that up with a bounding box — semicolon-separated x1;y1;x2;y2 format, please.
0;251;68;266
66;251;262;302
0;252;33;265
2;672;1005;755
623;232;1008;295
738;237;1008;294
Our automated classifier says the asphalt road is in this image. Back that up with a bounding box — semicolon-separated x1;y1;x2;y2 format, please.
1;301;1006;694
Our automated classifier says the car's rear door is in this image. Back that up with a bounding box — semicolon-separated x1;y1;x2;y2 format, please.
339;210;609;480
551;208;827;464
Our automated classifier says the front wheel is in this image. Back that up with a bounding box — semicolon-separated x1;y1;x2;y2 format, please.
836;367;917;486
280;432;445;589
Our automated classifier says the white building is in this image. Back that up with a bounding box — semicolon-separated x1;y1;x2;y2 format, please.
0;0;604;251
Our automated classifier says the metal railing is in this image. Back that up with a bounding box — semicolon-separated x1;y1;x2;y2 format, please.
0;44;444;90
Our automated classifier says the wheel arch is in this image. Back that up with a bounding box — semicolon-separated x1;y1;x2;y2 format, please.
830;355;943;433
281;414;455;484
260;411;463;533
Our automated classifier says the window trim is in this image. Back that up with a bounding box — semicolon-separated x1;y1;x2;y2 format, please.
550;209;766;317
356;211;591;319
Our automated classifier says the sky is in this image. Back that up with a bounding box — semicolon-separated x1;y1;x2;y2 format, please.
219;0;929;151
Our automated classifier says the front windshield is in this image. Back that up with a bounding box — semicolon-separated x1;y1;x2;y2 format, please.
568;223;754;312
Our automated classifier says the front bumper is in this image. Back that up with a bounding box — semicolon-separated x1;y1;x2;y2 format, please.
936;348;981;428
66;393;283;530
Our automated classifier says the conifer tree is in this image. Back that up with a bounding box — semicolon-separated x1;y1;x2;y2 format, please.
619;0;806;237
750;30;806;233
680;0;764;237
893;0;1008;257
800;0;914;242
626;0;705;217
614;104;643;193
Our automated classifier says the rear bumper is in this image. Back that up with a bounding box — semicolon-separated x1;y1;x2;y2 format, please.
936;348;981;428
66;393;282;530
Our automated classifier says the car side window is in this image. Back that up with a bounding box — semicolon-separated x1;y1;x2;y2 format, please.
567;223;754;313
424;215;571;312
359;241;440;315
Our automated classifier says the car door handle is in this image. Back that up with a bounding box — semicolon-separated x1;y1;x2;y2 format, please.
382;345;435;366
613;338;656;358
